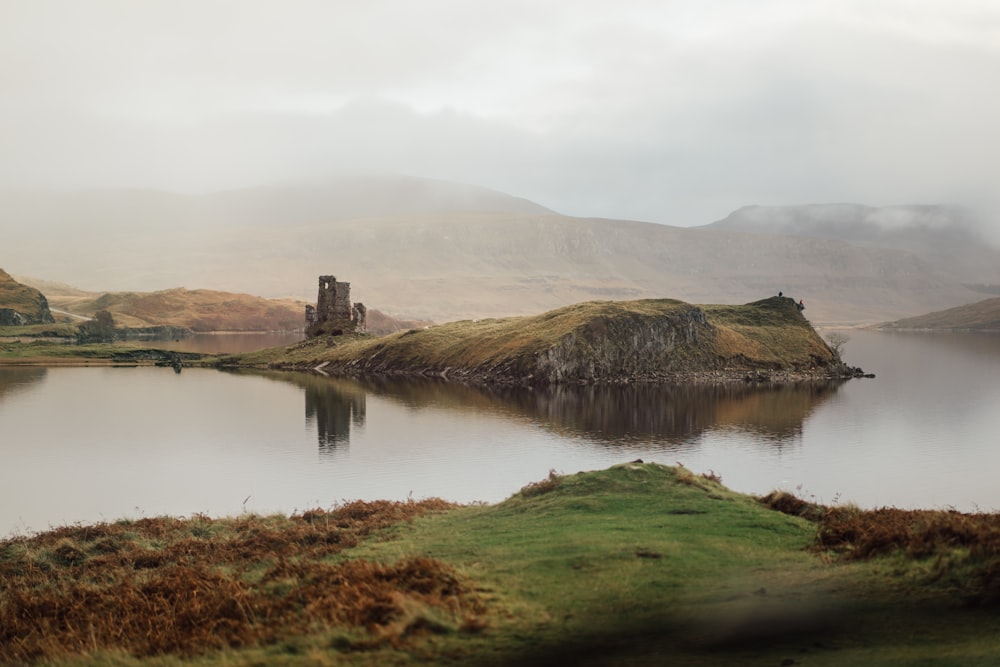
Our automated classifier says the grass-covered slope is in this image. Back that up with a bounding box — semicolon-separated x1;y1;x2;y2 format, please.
0;267;54;325
50;287;307;331
5;463;1000;666
224;296;846;384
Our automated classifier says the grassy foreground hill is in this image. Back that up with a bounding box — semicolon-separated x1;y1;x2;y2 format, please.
223;296;854;384
4;462;1000;666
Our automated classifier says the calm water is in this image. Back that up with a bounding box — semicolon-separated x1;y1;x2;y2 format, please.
2;330;999;535
138;331;306;355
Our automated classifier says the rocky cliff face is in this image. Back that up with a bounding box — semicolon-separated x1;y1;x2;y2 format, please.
0;268;55;325
532;305;716;383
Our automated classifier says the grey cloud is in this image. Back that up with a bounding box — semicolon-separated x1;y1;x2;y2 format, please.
1;1;999;233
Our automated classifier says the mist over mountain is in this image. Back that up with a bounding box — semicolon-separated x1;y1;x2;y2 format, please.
704;204;1000;287
2;176;992;326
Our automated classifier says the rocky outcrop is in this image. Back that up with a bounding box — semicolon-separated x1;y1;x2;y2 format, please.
0;269;55;325
0;308;29;326
524;305;715;383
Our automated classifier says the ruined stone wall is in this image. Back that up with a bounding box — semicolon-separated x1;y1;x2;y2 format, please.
316;275;353;323
306;275;366;335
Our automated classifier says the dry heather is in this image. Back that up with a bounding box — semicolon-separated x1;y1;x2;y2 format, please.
761;491;1000;604
0;499;486;664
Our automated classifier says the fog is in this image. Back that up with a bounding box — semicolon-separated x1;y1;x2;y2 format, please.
3;1;1000;234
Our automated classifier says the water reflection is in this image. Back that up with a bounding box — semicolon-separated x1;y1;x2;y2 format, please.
152;332;306;355
496;381;844;447
221;370;367;450
6;331;1000;535
306;378;366;451
239;370;846;450
0;367;47;402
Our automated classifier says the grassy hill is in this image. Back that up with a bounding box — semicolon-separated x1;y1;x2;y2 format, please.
0;268;54;325
877;297;1000;332
4;462;1000;666
45;287;307;331
223;297;848;384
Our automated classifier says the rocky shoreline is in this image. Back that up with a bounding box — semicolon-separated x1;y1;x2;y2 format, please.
284;358;873;387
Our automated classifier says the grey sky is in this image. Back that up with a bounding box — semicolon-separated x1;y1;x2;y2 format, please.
2;0;999;227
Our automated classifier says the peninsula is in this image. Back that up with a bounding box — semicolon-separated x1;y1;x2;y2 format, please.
220;296;864;384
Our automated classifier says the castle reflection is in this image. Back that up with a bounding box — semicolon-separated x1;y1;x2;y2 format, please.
222;371;367;451
304;378;366;451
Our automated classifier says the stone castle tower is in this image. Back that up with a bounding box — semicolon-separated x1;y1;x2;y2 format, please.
305;275;366;336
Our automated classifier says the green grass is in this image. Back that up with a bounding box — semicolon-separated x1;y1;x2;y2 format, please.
703;297;833;364
8;463;1000;666
0;323;78;337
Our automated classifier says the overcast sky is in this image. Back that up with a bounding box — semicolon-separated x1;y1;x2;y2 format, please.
2;0;999;226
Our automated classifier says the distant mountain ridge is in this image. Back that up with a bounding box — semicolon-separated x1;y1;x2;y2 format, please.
705;203;980;239
703;203;1000;288
878;297;1000;332
4;177;998;326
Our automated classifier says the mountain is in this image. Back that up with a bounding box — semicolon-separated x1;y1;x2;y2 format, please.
2;179;994;326
0;268;54;325
703;204;1000;289
877;297;1000;332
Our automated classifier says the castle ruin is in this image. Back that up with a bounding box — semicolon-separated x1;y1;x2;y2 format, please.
305;275;366;336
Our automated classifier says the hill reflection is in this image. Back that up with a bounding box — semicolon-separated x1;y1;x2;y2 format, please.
0;367;47;403
240;370;845;449
499;382;843;446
